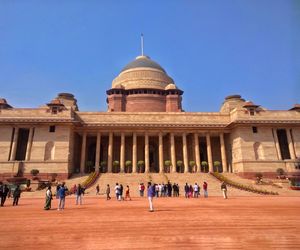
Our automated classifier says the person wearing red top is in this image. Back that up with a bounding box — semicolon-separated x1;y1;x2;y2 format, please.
203;182;208;198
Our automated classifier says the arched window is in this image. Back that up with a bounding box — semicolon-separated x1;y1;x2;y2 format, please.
44;141;55;161
253;142;264;160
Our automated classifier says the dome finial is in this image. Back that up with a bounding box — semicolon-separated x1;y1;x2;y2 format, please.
141;33;144;56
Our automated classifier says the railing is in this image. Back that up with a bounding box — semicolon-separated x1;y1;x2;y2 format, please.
210;172;278;195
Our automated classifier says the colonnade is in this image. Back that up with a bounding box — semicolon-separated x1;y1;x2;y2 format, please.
79;131;229;174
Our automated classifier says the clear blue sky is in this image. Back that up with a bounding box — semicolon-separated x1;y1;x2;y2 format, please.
0;0;299;112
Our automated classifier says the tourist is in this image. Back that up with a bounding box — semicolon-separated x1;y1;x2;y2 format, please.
114;183;120;200
176;183;180;196
221;182;227;199
13;185;21;206
57;182;67;210
172;183;177;197
1;184;9;206
160;183;165;197
155;184;159;197
56;184;61;199
44;186;53;210
147;182;155;212
167;182;172;197
96;184;100;195
0;182;3;205
120;184;124;201
125;185;131;201
189;185;193;198
203;182;208;198
193;183;199;198
106;184;111;200
76;184;84;205
184;183;189;198
72;184;77;195
139;183;145;197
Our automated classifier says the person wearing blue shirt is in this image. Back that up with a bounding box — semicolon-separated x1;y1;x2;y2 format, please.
147;182;155;212
58;183;67;210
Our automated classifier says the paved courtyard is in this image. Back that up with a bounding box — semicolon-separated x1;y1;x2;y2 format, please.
0;196;300;249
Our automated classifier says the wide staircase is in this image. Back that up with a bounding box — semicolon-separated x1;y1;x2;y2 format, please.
87;172;261;197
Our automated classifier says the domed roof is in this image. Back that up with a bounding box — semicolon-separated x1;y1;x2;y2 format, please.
121;55;166;73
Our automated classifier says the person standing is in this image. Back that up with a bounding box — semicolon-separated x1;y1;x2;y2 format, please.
13;185;21;206
203;182;208;198
184;183;189;198
147;182;155;212
193;183;199;198
1;184;9;206
96;184;100;195
221;182;227;199
106;184;111;200
76;184;83;205
120;184;124;201
58;183;67;210
125;185;132;201
44;186;53;210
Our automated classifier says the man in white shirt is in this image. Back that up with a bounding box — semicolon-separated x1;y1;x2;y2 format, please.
193;183;199;198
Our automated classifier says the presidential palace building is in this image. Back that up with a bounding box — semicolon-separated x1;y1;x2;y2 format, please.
0;54;299;180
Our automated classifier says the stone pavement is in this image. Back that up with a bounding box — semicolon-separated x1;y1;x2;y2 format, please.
0;196;300;249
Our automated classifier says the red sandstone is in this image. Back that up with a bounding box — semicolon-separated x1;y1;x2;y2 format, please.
0;196;300;249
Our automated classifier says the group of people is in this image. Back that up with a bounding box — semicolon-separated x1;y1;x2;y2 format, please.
184;182;208;198
0;183;22;207
113;183;131;201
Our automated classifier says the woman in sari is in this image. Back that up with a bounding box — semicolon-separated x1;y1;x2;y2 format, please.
44;186;52;210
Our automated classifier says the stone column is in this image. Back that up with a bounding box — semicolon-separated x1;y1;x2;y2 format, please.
220;133;228;172
159;132;164;173
95;132;101;173
170;133;176;173
183;133;189;173
132;133;137;173
273;129;281;160
80;131;87;174
194;133;201;173
206;133;213;172
108;132;113;173
120;132;125;173
287;129;296;159
10;127;19;161
145;132;149;173
25;127;34;161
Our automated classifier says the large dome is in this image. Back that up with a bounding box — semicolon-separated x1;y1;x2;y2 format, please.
112;55;174;90
121;55;166;73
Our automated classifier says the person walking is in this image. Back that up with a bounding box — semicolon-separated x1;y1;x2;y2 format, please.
1;184;9;206
203;182;208;198
125;185;132;201
13;185;21;206
44;186;53;210
75;184;84;205
139;183;145;197
96;184;100;195
114;183;120;200
147;182;155;212
57;183;67;210
221;182;228;199
106;184;111;200
120;184;124;201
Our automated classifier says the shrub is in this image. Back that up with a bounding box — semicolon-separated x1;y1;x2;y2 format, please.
165;160;171;167
125;161;132;167
189;160;195;167
100;161;107;167
113;161;120;167
201;161;208;172
26;179;31;187
137;160;145;167
276;168;285;176
214;161;221;172
30;169;39;176
255;172;263;179
176;160;183;167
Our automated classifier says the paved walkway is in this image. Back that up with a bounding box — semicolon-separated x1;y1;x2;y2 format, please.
0;196;300;249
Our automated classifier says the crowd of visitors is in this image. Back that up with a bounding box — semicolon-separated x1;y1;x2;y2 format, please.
1;178;228;212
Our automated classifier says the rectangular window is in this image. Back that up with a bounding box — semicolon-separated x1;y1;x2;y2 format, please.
252;127;258;133
49;125;56;133
51;107;58;114
249;109;255;116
